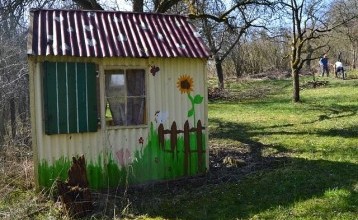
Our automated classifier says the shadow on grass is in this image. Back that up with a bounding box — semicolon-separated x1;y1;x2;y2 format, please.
208;118;291;156
317;125;358;138
122;155;357;220
210;114;358;141
197;158;358;219
112;119;357;219
334;77;358;84
307;104;358;121
213;102;358;134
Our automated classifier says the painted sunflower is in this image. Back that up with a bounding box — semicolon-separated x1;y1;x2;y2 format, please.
176;74;194;94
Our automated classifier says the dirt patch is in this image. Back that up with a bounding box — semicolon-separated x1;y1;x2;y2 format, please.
301;80;329;89
207;143;290;183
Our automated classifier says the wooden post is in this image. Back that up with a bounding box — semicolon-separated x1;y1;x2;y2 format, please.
183;120;190;175
170;122;177;152
158;123;164;150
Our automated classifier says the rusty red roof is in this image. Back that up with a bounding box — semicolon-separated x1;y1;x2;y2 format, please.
27;9;211;58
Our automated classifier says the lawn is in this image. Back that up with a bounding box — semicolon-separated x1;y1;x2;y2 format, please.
125;74;357;219
205;76;358;219
0;73;357;219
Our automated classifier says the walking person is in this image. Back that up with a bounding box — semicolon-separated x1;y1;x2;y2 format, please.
319;54;329;77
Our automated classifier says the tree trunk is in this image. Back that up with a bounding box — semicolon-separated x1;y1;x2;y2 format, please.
235;68;242;79
132;0;144;12
305;43;313;70
10;97;16;139
0;108;5;147
215;57;224;89
292;69;300;102
352;49;356;69
17;96;28;123
234;58;243;79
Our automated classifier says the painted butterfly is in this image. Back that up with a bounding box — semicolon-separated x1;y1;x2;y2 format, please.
150;65;160;76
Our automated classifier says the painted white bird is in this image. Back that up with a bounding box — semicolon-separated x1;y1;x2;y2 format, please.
155;111;168;124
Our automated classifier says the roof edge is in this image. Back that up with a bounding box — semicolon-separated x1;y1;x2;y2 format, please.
29;8;189;19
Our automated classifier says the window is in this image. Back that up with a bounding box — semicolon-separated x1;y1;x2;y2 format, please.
43;62;98;134
105;69;146;126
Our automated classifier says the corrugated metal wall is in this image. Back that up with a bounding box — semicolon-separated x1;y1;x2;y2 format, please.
30;56;208;188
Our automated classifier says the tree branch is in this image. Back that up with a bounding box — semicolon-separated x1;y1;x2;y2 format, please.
72;0;104;10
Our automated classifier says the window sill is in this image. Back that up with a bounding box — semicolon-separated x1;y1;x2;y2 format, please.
106;125;148;130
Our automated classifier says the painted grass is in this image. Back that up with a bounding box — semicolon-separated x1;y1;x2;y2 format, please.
130;75;357;220
37;123;207;189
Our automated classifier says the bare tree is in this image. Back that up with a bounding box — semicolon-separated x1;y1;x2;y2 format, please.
189;0;273;89
0;0;58;147
0;20;29;146
281;0;358;102
279;0;336;102
72;0;186;12
228;29;291;78
71;0;103;9
329;0;358;69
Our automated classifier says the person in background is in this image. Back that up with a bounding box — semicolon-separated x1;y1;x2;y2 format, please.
334;60;346;79
319;54;329;77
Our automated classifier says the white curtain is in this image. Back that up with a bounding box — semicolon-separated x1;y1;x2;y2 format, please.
105;69;145;126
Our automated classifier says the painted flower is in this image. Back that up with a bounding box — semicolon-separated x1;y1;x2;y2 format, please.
138;137;144;144
176;74;194;94
116;149;131;166
176;74;203;124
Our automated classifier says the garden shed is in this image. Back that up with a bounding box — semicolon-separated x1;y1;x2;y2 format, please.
27;9;211;189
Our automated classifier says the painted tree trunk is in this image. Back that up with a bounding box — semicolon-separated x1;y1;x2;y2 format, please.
57;155;93;218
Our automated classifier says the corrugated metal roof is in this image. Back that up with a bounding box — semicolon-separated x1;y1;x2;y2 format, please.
27;9;211;58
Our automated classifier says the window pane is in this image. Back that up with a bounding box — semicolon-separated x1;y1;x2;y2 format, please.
105;70;125;126
109;74;124;88
105;70;125;98
105;69;146;127
106;97;125;126
126;69;145;96
127;97;146;125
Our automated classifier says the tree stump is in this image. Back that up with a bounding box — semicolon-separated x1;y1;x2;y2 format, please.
57;155;93;218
